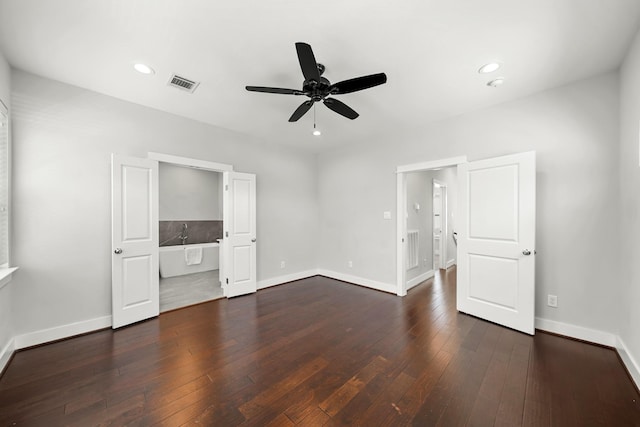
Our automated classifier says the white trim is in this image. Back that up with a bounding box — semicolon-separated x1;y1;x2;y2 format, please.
616;336;640;389
396;156;468;174
0;267;17;291
534;317;616;347
14;315;112;350
257;270;318;290
407;270;434;290
535;318;639;390
148;152;233;172
0;337;15;374
317;269;397;294
396;172;406;296
446;259;456;268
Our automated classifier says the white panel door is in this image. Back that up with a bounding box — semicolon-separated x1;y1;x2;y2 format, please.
223;171;257;298
457;151;536;335
111;154;159;328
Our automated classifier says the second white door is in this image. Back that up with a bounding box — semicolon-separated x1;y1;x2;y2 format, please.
223;171;257;298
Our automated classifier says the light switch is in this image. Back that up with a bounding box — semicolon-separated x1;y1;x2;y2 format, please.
383;211;391;220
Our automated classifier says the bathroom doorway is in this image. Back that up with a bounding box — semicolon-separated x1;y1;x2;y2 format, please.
111;152;257;328
157;162;224;312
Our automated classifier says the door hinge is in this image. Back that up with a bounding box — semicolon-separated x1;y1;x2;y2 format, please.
225;231;229;237
226;278;229;284
225;185;228;191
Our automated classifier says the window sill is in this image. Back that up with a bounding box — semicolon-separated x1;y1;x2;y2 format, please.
0;267;18;291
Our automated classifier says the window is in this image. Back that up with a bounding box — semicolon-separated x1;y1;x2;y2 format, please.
0;101;8;267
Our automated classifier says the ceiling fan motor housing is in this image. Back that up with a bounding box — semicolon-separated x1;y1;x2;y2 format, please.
304;75;332;101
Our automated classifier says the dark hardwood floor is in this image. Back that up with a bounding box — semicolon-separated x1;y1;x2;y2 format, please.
1;268;639;426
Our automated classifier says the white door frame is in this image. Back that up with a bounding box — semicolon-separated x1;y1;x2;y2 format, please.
396;156;467;296
148;152;233;173
432;179;447;270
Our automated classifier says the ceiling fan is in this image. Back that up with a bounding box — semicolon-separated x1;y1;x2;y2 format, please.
246;42;387;122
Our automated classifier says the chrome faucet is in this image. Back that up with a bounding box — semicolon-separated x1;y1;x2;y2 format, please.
180;223;188;245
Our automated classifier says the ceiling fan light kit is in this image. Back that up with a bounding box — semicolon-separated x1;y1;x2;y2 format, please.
246;42;387;123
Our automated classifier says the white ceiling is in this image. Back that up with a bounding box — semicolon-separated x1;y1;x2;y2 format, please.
1;0;639;152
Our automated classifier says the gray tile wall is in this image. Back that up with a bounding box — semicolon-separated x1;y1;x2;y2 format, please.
159;220;223;246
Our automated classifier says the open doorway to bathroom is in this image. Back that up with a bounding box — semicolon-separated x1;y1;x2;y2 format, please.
158;162;224;312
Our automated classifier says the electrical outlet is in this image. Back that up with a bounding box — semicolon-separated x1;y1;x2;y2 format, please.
348;261;353;268
547;294;558;308
280;261;285;269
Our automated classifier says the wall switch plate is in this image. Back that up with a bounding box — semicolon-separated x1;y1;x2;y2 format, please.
547;294;558;308
348;261;353;268
280;261;285;269
383;211;391;220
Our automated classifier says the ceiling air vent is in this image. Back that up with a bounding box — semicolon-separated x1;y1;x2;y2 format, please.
168;74;200;93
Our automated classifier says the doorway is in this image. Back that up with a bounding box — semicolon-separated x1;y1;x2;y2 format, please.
111;152;257;328
400;162;460;295
396;152;537;335
157;162;224;312
432;179;447;271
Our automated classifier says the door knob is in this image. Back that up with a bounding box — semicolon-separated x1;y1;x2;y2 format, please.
522;249;531;256
114;248;123;254
251;238;257;243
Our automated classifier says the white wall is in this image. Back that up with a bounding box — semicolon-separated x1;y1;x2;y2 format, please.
159;162;221;220
618;28;640;384
10;70;318;337
0;50;12;369
318;72;622;335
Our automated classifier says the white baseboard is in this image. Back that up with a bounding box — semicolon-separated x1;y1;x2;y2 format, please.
535;317;617;347
534;318;640;389
0;337;15;374
14;315;112;350
317;269;397;295
446;259;456;269
257;270;318;290
616;336;640;389
407;270;434;290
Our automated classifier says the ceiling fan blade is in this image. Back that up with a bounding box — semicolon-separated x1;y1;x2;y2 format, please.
323;98;359;120
289;100;314;122
329;73;387;95
295;42;321;83
246;86;305;95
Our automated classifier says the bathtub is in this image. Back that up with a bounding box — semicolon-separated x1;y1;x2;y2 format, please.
159;242;219;278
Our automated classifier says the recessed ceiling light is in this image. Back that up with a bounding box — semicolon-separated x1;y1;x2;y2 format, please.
478;62;501;74
487;77;505;87
134;63;155;75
